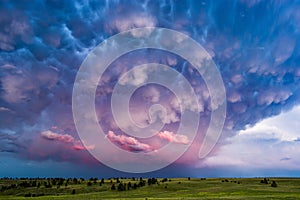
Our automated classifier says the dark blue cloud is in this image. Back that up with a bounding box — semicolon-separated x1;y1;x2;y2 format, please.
0;0;300;176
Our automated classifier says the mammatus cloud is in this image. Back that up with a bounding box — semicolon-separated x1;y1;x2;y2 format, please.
105;12;157;35
0;0;300;175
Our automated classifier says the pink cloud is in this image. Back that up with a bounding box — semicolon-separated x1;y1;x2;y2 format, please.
73;144;88;151
107;131;153;153
41;130;94;151
72;145;86;151
31;129;190;164
41;130;74;143
157;131;190;145
106;130;190;154
17;131;99;165
72;141;95;151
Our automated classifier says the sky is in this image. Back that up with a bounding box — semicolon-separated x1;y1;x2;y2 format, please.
0;0;300;178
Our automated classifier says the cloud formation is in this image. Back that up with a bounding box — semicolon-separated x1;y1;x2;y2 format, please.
157;131;190;145
41;130;74;143
41;130;95;151
0;0;300;175
107;131;152;153
200;106;300;170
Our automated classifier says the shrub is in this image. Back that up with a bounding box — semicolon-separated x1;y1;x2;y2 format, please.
138;180;146;187
117;183;125;191
148;178;158;185
260;178;268;184
24;193;31;197
162;178;168;183
127;182;132;190
133;183;137;189
271;181;277;187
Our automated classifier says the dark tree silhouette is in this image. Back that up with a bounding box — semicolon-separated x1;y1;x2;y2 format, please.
271;181;278;187
133;183;137;189
260;178;268;184
162;178;168;183
117;183;125;191
111;184;116;190
73;178;78;184
127;182;132;190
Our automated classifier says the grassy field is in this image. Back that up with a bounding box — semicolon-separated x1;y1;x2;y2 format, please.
0;177;300;199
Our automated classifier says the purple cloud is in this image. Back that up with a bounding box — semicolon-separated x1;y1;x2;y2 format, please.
0;0;300;176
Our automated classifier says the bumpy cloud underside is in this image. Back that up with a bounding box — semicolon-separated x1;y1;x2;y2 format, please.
0;0;300;165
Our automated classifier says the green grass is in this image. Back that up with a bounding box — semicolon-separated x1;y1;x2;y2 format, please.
1;178;300;199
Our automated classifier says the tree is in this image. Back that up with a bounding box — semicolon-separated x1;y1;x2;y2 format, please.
271;181;277;187
93;178;98;184
118;183;125;191
31;180;37;187
148;178;157;185
71;189;76;194
111;184;116;190
73;178;78;184
127;182;132;190
24;193;31;197
148;178;152;185
138;179;146;187
162;178;168;183
260;178;268;184
133;183;137;189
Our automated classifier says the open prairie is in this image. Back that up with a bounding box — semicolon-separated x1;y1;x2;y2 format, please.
1;177;300;199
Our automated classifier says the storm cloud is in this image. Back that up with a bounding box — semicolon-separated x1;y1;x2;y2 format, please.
0;0;300;176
